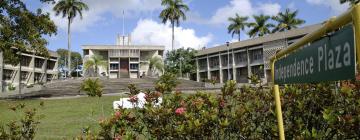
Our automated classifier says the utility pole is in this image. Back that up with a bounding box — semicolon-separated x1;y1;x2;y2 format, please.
226;42;231;81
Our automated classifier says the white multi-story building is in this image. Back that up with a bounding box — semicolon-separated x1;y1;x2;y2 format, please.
195;24;322;84
82;35;165;78
0;50;59;92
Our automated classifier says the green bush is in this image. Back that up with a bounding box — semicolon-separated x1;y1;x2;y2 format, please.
79;78;103;97
155;72;179;94
77;81;360;139
8;83;16;91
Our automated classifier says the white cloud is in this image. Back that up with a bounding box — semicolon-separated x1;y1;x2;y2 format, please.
210;0;281;25
305;0;349;15
44;0;162;32
131;19;212;51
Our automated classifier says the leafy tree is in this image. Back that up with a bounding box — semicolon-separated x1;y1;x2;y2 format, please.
0;0;57;65
340;0;360;5
272;8;305;33
227;14;249;41
159;0;189;50
53;0;89;76
165;47;197;76
56;48;82;70
148;55;164;76
248;14;274;38
83;55;107;77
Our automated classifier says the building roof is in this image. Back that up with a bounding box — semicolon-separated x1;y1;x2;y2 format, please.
82;45;165;51
196;24;322;57
48;50;59;57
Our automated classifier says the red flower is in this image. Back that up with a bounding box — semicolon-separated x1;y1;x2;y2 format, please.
175;107;186;115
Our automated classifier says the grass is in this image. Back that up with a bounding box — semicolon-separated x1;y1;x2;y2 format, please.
0;96;121;140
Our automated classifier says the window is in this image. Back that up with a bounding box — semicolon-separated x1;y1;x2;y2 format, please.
35;58;44;68
130;64;138;70
3;70;13;80
221;54;232;67
20;56;31;67
34;73;42;82
110;64;119;70
209;57;219;68
21;71;28;81
251;65;264;78
251;49;263;62
235;52;247;64
47;61;55;70
199;59;207;70
47;74;52;81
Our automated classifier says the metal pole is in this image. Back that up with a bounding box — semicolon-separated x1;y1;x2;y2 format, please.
180;57;182;78
352;4;360;70
18;52;21;95
226;42;230;81
76;59;79;78
271;60;285;140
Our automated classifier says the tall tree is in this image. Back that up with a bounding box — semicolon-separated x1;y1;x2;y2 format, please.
340;0;360;5
165;47;197;76
272;8;305;33
248;14;274;38
227;14;249;41
53;0;88;76
56;48;82;70
159;0;189;50
148;55;164;77
83;55;107;77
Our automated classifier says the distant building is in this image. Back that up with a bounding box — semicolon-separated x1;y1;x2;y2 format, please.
195;24;322;84
82;34;165;78
1;50;59;92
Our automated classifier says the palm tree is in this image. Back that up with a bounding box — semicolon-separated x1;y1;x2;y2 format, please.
272;8;305;33
227;14;249;41
83;55;107;77
248;14;274;38
159;0;189;50
148;55;164;77
53;0;89;77
340;0;360;5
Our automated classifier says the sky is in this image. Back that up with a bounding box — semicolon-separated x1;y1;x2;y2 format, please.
25;0;350;54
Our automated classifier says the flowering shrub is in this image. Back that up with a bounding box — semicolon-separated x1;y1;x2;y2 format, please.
77;80;360;139
0;103;45;140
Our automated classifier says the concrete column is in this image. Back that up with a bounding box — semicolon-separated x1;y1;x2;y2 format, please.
29;55;35;84
232;50;236;82
0;51;3;92
41;58;47;83
219;53;223;83
206;56;210;80
247;48;251;83
196;58;200;82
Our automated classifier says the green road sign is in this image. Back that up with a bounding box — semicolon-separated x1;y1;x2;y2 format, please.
274;25;356;84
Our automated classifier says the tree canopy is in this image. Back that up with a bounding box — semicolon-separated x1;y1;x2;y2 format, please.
247;14;274;38
165;47;197;76
227;14;249;41
272;8;305;33
56;49;82;70
0;0;57;65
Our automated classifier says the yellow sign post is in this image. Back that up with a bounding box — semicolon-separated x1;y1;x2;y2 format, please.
270;3;360;140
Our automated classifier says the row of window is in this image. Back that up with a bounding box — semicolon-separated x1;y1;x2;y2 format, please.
109;64;139;70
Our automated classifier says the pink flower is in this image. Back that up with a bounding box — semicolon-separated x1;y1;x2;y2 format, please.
128;95;138;103
175;107;186;115
115;111;121;119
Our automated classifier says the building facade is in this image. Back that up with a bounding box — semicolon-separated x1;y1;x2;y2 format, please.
82;35;165;78
0;50;59;92
195;24;322;84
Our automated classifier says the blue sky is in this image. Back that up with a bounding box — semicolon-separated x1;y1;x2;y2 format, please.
26;0;349;54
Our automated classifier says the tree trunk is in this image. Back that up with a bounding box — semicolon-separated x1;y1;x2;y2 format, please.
172;21;175;50
67;17;72;78
238;32;241;42
33;51;35;84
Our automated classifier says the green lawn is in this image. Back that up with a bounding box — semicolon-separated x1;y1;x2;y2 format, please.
0;96;121;140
